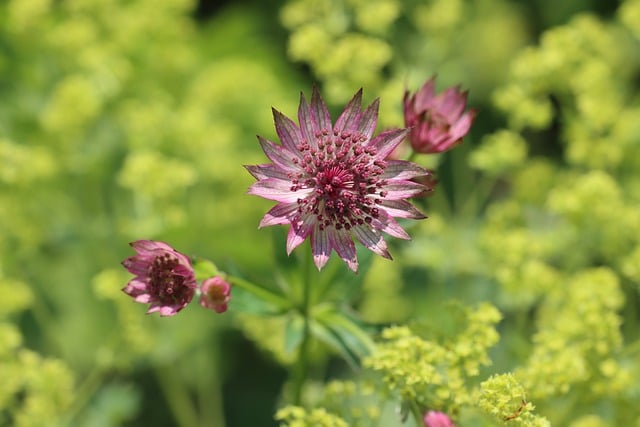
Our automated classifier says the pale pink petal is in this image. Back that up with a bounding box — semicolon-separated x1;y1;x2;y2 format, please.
311;86;332;133
369;128;410;159
259;203;300;227
244;164;291;180
273;108;303;153
334;88;362;133
258;136;298;170
381;160;431;180
298;91;317;147
414;77;437;111
358;98;379;139
352;226;391;259
131;240;173;255
286;215;315;254
449;110;477;140
382;180;427;199
378;200;427;219
248;179;313;203
372;212;411;240
311;225;331;270
328;228;358;272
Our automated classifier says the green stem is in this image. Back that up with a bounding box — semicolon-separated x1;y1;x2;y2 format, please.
410;400;424;426
155;365;200;427
226;274;290;310
459;173;497;218
292;243;313;405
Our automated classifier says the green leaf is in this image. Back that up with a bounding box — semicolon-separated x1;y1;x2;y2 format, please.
284;313;305;355
309;318;360;368
191;258;219;282
311;305;376;367
228;275;292;314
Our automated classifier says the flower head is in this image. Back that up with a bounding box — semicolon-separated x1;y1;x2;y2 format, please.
199;276;231;313
404;76;476;154
246;87;432;272
424;411;455;427
121;240;197;316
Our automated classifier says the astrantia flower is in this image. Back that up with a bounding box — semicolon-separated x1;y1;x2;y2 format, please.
121;240;197;316
199;276;231;313
423;411;454;427
404;76;476;154
246;87;432;272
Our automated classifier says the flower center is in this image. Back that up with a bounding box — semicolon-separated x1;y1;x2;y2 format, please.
148;254;189;302
290;128;389;230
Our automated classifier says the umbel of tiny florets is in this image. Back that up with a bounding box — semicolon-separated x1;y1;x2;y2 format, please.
121;240;197;316
246;87;433;272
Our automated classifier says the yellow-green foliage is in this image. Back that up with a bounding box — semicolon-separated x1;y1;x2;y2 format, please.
318;380;382;427
469;130;528;176
0;275;75;426
364;303;501;413
2;0;640;425
516;269;628;400
475;374;549;427
276;406;349;427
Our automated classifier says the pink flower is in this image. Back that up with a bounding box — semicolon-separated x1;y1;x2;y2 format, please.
199;276;231;313
121;240;197;316
424;411;455;427
246;87;432;272
404;76;476;154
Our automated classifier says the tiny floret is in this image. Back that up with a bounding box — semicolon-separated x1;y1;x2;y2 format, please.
404;76;476;154
199;276;231;313
121;240;197;316
246;87;432;272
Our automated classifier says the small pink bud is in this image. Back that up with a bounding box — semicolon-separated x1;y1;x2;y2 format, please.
199;276;231;313
424;410;454;427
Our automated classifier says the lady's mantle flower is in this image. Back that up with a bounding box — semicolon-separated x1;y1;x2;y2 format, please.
424;411;455;427
404;77;476;154
246;87;431;272
121;240;197;316
199;276;231;313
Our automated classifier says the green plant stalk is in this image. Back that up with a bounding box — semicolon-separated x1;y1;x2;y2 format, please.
227;274;290;310
155;365;200;427
292;243;313;405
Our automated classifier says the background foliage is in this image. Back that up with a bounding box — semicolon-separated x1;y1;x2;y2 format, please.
1;0;639;426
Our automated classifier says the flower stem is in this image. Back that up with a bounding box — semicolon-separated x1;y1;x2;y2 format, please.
155;364;200;427
292;243;313;405
226;274;290;310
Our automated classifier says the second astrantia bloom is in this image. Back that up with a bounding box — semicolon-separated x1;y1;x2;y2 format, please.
404;76;476;154
122;240;197;316
246;87;432;272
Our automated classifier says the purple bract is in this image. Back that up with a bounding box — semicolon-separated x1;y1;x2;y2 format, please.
246;87;432;272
